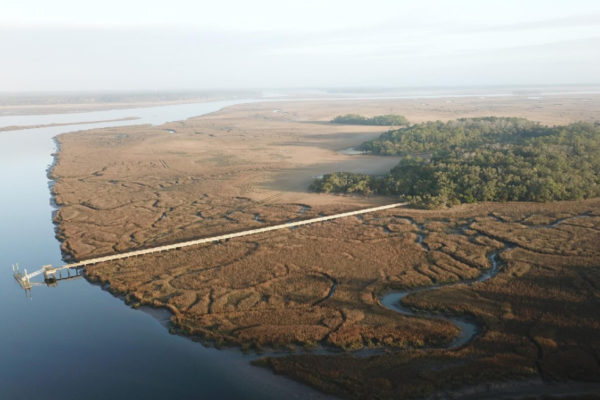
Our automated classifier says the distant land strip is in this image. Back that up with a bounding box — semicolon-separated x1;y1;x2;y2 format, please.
0;116;140;132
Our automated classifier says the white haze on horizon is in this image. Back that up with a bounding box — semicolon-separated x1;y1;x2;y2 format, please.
1;0;599;92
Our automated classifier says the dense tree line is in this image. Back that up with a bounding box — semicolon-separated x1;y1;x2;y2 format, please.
309;172;377;195
311;118;600;208
331;114;409;126
357;117;548;154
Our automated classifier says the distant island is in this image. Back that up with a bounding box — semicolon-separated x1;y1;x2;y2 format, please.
331;113;408;126
312;117;600;208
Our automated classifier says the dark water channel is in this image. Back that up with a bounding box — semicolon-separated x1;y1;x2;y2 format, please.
381;246;508;349
0;101;332;400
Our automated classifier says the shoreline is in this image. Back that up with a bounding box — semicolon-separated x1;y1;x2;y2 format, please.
0;93;254;116
1;116;140;132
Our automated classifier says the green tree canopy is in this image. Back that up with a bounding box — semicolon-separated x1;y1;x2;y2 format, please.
331;114;408;126
311;118;600;208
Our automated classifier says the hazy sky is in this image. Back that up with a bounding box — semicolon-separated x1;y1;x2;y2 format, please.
1;0;599;91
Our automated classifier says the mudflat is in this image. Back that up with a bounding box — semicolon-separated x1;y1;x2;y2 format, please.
51;95;600;399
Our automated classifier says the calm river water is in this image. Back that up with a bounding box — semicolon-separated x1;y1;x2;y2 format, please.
0;100;332;400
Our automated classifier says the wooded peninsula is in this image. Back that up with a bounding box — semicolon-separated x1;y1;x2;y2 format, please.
312;117;600;208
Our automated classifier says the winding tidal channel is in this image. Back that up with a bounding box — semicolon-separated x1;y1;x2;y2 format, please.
381;248;507;349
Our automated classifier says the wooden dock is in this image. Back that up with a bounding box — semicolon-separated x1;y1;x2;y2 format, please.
13;202;406;290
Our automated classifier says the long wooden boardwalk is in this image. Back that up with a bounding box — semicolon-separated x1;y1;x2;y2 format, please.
14;202;406;289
